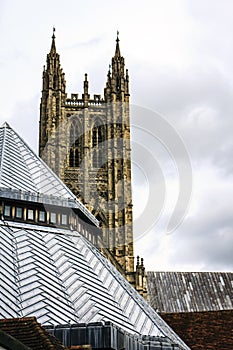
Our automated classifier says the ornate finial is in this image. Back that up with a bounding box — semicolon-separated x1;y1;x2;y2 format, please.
50;27;56;53
115;31;121;57
84;73;89;96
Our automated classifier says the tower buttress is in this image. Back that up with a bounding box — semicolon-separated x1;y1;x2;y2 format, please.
103;34;135;282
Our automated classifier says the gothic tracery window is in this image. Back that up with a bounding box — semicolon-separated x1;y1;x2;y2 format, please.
92;120;105;168
69;121;82;167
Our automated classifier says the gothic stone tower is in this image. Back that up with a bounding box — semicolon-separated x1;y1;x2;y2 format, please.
39;31;146;296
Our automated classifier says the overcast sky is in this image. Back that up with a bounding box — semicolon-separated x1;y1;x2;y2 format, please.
0;0;233;272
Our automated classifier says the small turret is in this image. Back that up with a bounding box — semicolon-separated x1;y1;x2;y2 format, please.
104;32;129;102
42;28;66;93
135;256;147;298
83;73;90;107
39;29;67;173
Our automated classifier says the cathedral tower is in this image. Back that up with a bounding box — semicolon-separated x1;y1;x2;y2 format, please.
39;30;146;296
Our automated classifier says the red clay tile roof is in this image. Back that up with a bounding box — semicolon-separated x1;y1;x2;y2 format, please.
160;309;233;350
0;317;68;350
0;329;32;350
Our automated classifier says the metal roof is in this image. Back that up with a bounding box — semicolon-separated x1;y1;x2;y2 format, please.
147;271;233;313
0;220;189;350
0;123;98;226
49;322;184;350
0;123;190;349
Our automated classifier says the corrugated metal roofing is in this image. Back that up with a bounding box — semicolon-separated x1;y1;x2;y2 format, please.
0;220;189;350
147;271;233;313
0;123;97;226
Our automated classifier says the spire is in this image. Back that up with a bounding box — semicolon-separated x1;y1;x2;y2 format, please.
115;30;121;57
104;33;129;101
50;27;56;53
42;28;66;93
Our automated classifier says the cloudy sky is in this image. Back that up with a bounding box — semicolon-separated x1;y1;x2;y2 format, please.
0;0;233;272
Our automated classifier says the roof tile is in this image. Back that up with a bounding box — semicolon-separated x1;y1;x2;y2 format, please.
160;310;233;350
0;317;68;350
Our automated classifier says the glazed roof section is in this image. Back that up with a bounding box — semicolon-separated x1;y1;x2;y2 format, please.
0;220;190;350
147;271;233;313
0;123;98;226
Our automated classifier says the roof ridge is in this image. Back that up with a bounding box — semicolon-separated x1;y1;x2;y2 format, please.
148;271;233;274
0;122;8;184
1;121;10;128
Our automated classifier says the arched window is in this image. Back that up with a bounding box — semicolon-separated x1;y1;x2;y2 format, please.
92;120;105;168
69;121;82;167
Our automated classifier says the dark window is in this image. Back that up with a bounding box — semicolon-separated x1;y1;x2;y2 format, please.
92;122;105;168
69;148;74;166
98;127;103;144
69;122;82;167
93;128;97;148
